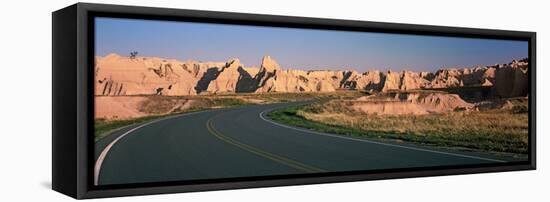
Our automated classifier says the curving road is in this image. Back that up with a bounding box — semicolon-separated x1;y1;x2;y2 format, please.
94;102;512;186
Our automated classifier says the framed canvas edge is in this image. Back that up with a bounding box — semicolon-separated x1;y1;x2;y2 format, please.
62;2;536;199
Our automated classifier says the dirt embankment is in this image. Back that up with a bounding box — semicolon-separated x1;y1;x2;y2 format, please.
348;91;529;116
95;96;195;120
351;92;474;115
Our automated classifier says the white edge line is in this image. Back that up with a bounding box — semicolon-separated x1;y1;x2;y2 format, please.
259;109;506;163
93;110;209;185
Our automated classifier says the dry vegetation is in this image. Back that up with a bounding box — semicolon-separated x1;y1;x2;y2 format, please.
193;90;364;104
269;97;529;155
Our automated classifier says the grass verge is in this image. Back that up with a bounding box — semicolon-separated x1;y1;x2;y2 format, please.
95;114;169;142
268;105;528;155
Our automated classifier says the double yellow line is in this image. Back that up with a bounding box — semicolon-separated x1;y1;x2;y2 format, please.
206;118;326;173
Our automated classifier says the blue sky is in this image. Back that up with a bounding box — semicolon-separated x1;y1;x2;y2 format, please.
95;17;528;72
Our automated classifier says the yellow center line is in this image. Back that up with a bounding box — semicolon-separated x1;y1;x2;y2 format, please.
206;117;326;173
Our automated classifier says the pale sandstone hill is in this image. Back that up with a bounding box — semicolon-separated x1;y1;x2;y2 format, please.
254;56;281;92
316;80;336;92
181;61;227;78
381;70;401;91
375;60;527;98
341;70;385;91
400;71;431;91
254;56;315;93
381;70;432;92
262;71;307;92
306;70;345;90
95;54;224;96
254;58;341;93
352;92;474;115
206;59;243;93
428;68;463;89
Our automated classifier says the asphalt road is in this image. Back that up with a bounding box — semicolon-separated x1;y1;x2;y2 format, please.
94;102;513;186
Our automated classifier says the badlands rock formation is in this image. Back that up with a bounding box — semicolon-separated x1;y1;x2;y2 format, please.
494;59;529;97
341;70;384;92
381;70;403;91
95;54;529;98
254;56;341;93
205;59;244;93
352;92;474;115
95;54;225;96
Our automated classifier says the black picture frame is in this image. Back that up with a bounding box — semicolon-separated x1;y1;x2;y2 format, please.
52;2;536;199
